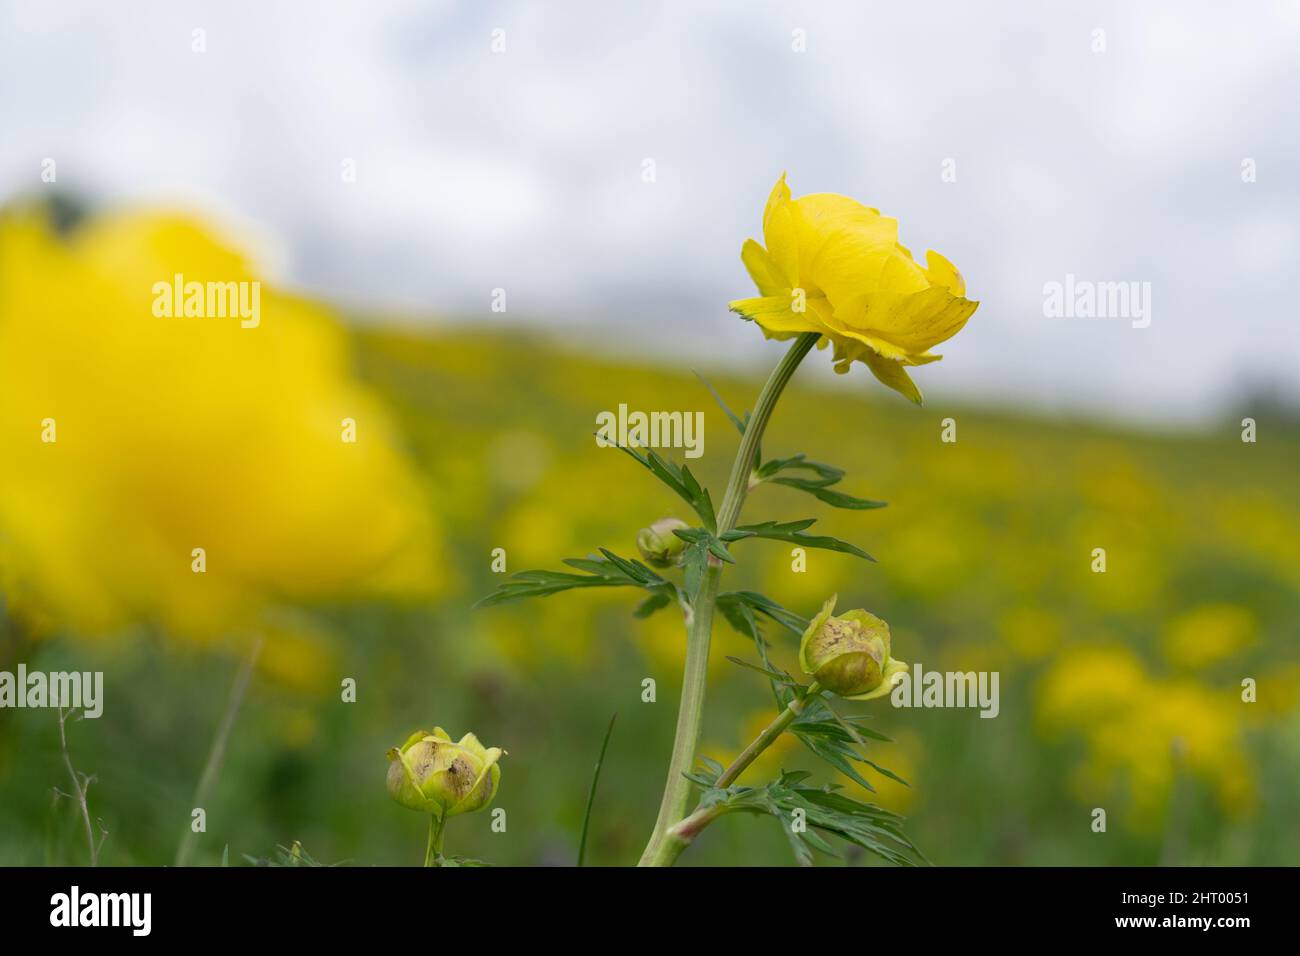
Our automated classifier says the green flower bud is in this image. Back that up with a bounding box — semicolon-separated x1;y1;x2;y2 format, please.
386;727;504;817
798;595;908;700
636;517;689;567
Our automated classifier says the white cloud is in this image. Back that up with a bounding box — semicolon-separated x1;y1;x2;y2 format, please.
1;0;1297;422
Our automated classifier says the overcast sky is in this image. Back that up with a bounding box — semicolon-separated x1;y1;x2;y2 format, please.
2;0;1298;423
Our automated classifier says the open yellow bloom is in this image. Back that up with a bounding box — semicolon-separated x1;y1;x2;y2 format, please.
729;174;978;404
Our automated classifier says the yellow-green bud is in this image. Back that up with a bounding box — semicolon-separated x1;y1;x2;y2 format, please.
798;595;908;700
386;727;504;817
637;517;689;567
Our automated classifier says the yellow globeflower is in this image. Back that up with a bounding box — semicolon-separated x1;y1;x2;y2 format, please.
386;728;505;817
0;205;441;639
798;594;908;700
730;174;978;404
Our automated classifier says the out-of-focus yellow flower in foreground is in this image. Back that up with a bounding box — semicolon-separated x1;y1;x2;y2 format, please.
1037;646;1253;829
0;206;441;640
729;174;978;404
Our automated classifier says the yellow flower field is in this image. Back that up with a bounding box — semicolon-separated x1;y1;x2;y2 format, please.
1;205;1297;866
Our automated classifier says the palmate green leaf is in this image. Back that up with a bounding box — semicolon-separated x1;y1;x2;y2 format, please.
716;590;763;647
608;440;717;531
698;755;726;778
685;769;721;791
790;785;924;866
673;527;736;564
633;591;673;618
725;655;802;686
716;590;784;706
474;570;629;606
697;771;921;867
788;693;907;793
753;453;843;484
592;547;666;582
751;451;887;510
683;755;725;796
475;550;679;608
771;476;888;510
724;518;875;562
670;521;739;602
718;590;808;635
792;715;892;745
681;540;709;600
793;727;878;793
724;517;817;536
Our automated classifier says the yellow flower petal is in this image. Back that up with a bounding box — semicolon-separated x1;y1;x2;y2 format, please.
740;238;786;297
728;295;826;338
839;608;892;659
760;174;800;288
399;729;430;750
862;350;924;405
806;226;912;306
923;249;965;296
798;594;839;675
845;658;909;701
873;286;979;356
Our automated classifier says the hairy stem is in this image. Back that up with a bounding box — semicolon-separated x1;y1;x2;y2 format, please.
638;332;819;866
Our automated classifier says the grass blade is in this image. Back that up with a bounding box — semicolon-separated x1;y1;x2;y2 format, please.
577;713;618;867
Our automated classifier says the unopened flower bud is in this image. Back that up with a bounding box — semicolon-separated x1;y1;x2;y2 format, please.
798;595;908;700
386;727;504;817
637;517;689;567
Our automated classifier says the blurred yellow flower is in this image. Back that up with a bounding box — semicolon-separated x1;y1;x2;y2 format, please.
1084;682;1253;826
1037;645;1254;829
0;205;442;640
1036;645;1149;733
1161;603;1255;671
730;173;978;404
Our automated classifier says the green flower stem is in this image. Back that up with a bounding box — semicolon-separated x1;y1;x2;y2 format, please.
638;331;820;867
424;813;445;867
653;682;820;866
717;681;820;789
